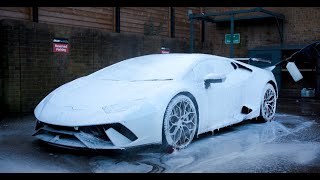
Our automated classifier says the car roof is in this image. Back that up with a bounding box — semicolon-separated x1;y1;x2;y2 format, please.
136;53;225;62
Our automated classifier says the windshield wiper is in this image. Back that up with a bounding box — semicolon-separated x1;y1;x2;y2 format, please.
130;79;173;82
99;78;173;82
100;79;121;81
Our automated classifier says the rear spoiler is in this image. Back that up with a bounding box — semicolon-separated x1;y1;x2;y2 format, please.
233;58;272;64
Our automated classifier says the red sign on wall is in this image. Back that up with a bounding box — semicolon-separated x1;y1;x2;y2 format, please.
53;43;69;53
160;47;170;54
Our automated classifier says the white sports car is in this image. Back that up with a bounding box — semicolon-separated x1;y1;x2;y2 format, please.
33;53;278;150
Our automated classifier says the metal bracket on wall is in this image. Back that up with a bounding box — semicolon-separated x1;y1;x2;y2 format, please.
32;7;38;23
188;7;285;58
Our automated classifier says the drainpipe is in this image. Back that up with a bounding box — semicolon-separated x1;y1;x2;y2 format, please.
230;14;234;58
316;56;320;98
188;9;194;53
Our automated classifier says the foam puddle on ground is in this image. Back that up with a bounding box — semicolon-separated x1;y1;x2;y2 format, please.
91;160;153;173
259;120;314;143
90;113;320;173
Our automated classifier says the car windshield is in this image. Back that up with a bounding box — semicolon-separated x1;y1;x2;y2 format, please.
89;54;196;81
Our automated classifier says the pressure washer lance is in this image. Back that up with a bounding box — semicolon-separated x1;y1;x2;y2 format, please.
264;49;304;82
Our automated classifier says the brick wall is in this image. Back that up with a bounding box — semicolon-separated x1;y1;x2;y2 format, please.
0;19;210;114
204;7;320;57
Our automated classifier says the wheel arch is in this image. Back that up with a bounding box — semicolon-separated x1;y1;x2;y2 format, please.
178;91;199;121
267;80;278;97
161;91;200;148
258;81;277;122
169;91;200;135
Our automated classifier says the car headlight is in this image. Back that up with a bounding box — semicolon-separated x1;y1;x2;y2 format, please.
102;98;146;114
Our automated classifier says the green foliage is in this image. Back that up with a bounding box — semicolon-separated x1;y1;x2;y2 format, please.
144;17;164;36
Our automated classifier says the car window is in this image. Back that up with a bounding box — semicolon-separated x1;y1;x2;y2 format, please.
192;60;216;81
210;58;235;74
192;58;235;81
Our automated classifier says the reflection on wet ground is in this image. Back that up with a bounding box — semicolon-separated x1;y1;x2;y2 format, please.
277;97;320;118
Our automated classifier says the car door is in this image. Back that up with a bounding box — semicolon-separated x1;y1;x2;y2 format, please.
192;58;244;131
216;61;248;123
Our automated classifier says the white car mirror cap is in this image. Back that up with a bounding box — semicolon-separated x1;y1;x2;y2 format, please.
204;73;226;81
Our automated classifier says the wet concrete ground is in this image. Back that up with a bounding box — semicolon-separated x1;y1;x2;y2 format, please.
0;97;320;173
277;97;320;118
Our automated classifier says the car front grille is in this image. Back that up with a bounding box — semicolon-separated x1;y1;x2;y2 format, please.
33;121;138;149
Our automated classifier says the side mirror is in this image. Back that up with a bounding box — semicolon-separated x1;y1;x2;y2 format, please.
204;73;226;89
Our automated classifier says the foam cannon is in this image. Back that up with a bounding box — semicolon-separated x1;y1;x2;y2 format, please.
286;62;303;82
264;42;320;82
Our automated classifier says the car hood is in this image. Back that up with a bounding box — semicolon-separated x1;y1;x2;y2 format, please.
35;77;171;126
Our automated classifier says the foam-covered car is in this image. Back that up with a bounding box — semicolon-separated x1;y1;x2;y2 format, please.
33;53;278;150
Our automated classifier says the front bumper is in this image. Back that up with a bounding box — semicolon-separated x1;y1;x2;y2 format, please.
33;121;138;150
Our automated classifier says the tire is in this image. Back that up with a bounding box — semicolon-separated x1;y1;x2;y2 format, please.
162;94;198;150
259;83;277;122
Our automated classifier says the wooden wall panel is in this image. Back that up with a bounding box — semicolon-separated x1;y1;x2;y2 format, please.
38;7;114;31
120;7;169;37
174;7;201;41
0;7;203;41
0;7;31;21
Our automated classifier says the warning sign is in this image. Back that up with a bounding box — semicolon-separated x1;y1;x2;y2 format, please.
53;38;69;53
53;43;69;53
160;47;170;54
